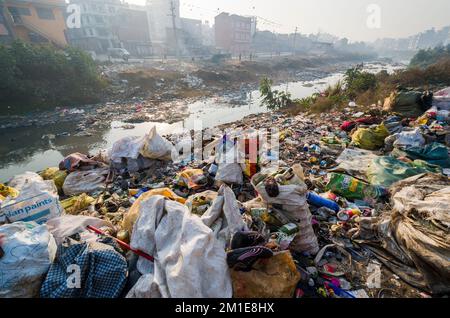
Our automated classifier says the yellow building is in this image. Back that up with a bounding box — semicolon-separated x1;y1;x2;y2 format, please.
2;0;68;47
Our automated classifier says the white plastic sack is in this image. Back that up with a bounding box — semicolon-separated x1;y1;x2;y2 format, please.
1;173;63;225
110;136;144;164
126;195;232;298
214;140;244;185
0;222;57;298
46;215;114;245
7;172;52;191
215;162;243;185
392;129;426;149
201;185;247;248
434;87;450;111
333;148;377;181
140;126;174;161
251;172;308;206
250;169;319;254
62;168;109;196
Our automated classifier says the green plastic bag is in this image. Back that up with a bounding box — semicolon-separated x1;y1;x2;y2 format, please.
367;157;430;187
412;160;442;174
392;142;450;168
39;167;68;194
351;124;390;150
325;173;387;201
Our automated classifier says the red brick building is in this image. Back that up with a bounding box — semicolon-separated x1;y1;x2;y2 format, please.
214;12;253;56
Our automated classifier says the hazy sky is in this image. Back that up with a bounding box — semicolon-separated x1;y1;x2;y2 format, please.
129;0;450;42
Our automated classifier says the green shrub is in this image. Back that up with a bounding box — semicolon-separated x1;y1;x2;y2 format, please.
410;45;450;68
344;65;377;99
0;41;106;113
259;77;293;110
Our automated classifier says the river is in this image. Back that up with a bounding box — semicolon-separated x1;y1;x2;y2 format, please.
0;62;404;182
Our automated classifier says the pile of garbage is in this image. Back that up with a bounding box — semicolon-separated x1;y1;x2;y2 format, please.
0;87;449;298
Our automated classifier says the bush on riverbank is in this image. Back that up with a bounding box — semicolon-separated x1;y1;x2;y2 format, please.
0;41;106;114
409;45;450;68
276;56;450;115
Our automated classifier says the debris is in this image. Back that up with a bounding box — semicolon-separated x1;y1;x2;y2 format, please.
0;222;57;298
40;236;128;298
1;173;63;225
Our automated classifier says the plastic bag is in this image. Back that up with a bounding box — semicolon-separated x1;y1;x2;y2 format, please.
110;136;144;164
201;185;248;249
390;173;450;227
433;87;450;111
0;222;57;298
392;142;450;168
325;173;387;201
60;193;95;215
215;163;244;185
7;171;51;191
122;188;186;234
251;168;308;206
40;167;67;193
127;195;232;298
383;90;424;117
62;168;109;196
390;129;426;149
140;126;174;161
0;184;19;202
367;156;430;187
357;174;450;294
332;148;377;181
251;168;319;254
46;215;114;245
174;169;207;189
351;124;389;150
1;173;63;225
59;153;104;172
230;251;300;298
185;190;218;215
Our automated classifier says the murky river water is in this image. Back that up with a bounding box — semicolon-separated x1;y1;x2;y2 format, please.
0;62;403;182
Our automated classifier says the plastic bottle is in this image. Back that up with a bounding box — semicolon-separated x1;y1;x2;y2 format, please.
307;191;340;213
208;163;218;176
292;163;305;181
134;187;150;199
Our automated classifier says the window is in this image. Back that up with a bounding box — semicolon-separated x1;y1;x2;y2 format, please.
36;7;55;20
95;16;103;24
8;6;32;16
97;28;108;37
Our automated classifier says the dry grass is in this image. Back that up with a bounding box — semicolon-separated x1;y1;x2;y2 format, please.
389;57;450;88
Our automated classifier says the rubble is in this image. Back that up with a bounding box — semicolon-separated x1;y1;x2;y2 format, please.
0;84;449;299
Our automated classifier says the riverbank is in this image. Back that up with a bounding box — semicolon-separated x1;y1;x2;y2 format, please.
0;61;403;182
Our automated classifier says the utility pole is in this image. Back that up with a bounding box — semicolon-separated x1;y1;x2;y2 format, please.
292;26;298;55
271;29;276;58
169;0;179;57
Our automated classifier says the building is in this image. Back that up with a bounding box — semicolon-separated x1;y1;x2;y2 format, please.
214;12;254;56
66;0;123;53
201;20;214;47
0;6;14;44
146;0;180;55
112;4;152;57
178;17;202;54
0;0;68;47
